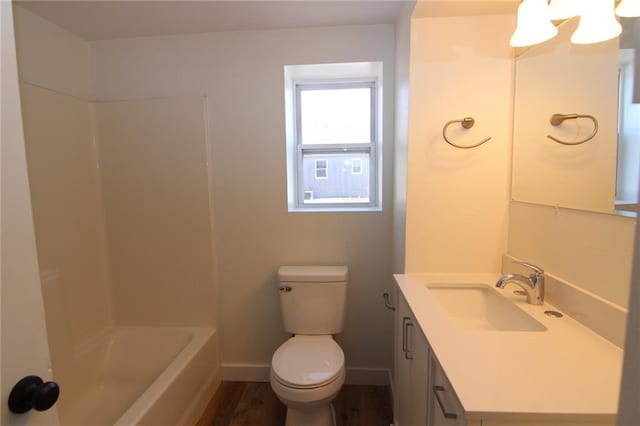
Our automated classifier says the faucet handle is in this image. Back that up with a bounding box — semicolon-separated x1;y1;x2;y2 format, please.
513;260;544;275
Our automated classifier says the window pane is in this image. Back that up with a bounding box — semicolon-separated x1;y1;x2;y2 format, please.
302;152;370;204
300;87;371;144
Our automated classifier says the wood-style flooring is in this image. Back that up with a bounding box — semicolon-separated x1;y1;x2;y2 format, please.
196;381;393;426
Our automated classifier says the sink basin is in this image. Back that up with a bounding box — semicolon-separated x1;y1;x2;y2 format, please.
426;284;547;332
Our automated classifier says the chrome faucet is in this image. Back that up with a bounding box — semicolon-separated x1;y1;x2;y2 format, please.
496;261;545;305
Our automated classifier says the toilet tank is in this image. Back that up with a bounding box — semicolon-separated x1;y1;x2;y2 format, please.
277;266;348;335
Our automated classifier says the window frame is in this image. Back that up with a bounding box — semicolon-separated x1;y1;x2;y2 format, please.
293;80;378;210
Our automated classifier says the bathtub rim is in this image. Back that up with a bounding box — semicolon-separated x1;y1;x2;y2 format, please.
114;326;216;426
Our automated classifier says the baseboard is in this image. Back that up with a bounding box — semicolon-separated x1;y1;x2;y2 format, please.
344;367;390;386
222;364;271;382
387;369;395;401
222;363;392;386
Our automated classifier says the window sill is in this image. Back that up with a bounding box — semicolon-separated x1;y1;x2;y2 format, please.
288;206;382;213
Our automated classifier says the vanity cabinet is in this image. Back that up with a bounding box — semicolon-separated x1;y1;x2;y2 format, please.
394;290;429;426
428;352;469;426
394;275;618;426
395;289;472;426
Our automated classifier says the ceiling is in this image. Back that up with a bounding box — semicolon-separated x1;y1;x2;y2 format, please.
16;0;408;41
413;1;517;18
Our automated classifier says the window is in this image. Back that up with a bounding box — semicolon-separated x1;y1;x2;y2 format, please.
352;158;363;175
284;62;382;211
297;82;375;206
315;159;328;179
616;48;639;208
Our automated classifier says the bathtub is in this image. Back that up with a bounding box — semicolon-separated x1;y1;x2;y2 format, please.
56;326;220;426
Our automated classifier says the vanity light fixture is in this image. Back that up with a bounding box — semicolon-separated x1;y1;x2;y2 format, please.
510;0;558;47
548;0;581;20
511;0;628;48
615;0;640;17
571;0;622;44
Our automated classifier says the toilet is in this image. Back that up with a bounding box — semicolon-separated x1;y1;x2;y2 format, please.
270;266;348;426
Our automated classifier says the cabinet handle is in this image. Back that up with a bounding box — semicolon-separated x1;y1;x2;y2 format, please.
433;385;458;419
404;320;414;360
402;317;410;354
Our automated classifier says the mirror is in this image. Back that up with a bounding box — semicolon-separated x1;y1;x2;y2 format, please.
512;16;639;217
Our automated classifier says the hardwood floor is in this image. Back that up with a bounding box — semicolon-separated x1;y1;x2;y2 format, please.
196;381;393;426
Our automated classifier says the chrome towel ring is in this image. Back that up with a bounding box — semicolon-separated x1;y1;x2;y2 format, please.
547;113;599;145
442;117;491;149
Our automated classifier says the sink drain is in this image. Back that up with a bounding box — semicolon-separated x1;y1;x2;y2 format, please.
544;310;563;318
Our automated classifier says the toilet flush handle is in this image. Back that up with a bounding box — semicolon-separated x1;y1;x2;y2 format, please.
279;286;292;292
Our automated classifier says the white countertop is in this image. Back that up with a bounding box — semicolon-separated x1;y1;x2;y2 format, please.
394;273;624;422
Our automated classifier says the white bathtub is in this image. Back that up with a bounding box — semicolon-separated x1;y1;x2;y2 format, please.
57;326;219;426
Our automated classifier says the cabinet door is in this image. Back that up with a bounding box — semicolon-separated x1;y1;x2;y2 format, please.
394;290;413;425
407;320;429;426
393;289;409;426
428;352;466;426
395;290;429;426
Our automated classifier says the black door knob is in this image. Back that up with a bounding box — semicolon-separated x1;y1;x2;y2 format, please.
8;376;60;414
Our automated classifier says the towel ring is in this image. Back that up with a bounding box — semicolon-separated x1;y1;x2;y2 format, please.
547;113;598;146
442;117;491;149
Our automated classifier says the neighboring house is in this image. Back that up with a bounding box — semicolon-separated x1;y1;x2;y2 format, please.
302;155;370;202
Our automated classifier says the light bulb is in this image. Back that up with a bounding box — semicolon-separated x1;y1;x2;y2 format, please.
571;0;622;44
510;0;558;47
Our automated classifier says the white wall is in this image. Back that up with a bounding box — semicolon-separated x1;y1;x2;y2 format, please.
14;7;90;99
509;202;635;309
1;3;60;424
393;1;415;275
14;7;112;353
404;14;514;273
92;97;216;327
15;6;218;334
20;84;112;348
89;25;396;373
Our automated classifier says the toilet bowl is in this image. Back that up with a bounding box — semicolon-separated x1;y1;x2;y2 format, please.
270;336;345;426
271;266;348;426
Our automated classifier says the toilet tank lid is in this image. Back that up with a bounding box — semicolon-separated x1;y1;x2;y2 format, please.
278;266;348;282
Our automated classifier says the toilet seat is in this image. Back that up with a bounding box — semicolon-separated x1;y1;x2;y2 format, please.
272;335;344;389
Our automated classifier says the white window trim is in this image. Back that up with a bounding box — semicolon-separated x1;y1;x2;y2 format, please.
284;62;383;212
293;80;378;210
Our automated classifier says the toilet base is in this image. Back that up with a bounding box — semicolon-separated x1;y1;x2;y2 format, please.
285;403;336;426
